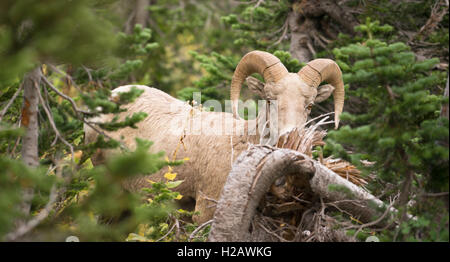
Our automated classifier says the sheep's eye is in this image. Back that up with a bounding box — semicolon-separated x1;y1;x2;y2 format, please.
306;103;313;111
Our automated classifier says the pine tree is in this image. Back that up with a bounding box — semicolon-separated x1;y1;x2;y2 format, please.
324;19;448;241
1;0;448;242
0;0;179;241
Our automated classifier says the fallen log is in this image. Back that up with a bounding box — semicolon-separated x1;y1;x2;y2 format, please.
208;145;393;242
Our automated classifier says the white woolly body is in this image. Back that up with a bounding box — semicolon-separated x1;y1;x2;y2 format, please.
84;85;259;223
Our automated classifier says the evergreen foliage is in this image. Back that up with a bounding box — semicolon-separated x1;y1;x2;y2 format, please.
0;1;187;241
221;0;291;50
323;19;448;241
0;0;117;83
0;0;448;242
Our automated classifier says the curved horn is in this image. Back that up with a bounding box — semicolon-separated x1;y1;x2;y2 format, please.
231;51;288;118
298;59;345;129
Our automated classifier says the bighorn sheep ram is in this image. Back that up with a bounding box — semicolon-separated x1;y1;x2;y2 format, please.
84;51;345;224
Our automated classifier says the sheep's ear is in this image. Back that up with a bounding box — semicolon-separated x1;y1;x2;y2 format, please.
246;76;266;99
315;84;335;103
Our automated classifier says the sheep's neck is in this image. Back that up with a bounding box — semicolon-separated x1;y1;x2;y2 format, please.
244;118;261;144
231;116;267;145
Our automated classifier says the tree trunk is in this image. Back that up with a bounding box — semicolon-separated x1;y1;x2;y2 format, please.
288;0;359;63
288;12;313;63
208;145;315;242
208;145;391;242
135;0;150;27
288;11;313;63
125;0;150;34
441;75;449;119
398;170;414;207
19;67;41;220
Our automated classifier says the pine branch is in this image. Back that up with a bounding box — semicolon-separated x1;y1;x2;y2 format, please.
36;83;75;163
41;74;91;117
5;184;59;241
0;85;23;122
47;64;82;93
189;219;213;241
269;19;289;48
42;72;128;151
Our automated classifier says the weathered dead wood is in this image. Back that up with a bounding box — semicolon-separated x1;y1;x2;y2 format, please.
309;161;389;226
208;145;391;242
21;67;41;169
208;145;315;241
288;0;359;63
18;67;41;221
441;75;449;119
415;0;449;40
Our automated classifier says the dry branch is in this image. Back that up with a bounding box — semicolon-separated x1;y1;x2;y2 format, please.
208;145;316;241
189;219;213;242
36;84;75;163
415;0;449;40
5;184;59;241
0;85;23;122
209;145;391;242
208;112;389;242
41;74;91;116
41;73;128;151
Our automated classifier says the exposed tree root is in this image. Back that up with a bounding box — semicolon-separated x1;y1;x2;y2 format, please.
209;116;394;242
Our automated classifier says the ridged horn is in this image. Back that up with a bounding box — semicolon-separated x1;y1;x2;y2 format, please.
231;51;288;118
298;59;345;129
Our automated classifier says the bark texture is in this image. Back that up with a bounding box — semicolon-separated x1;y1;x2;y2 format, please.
208;145;315;241
124;0;150;34
135;0;150;27
441;75;449;119
19;67;41;218
288;0;359;63
209;145;390;242
309;161;388;224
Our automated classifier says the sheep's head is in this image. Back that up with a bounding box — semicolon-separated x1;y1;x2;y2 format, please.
231;51;345;136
